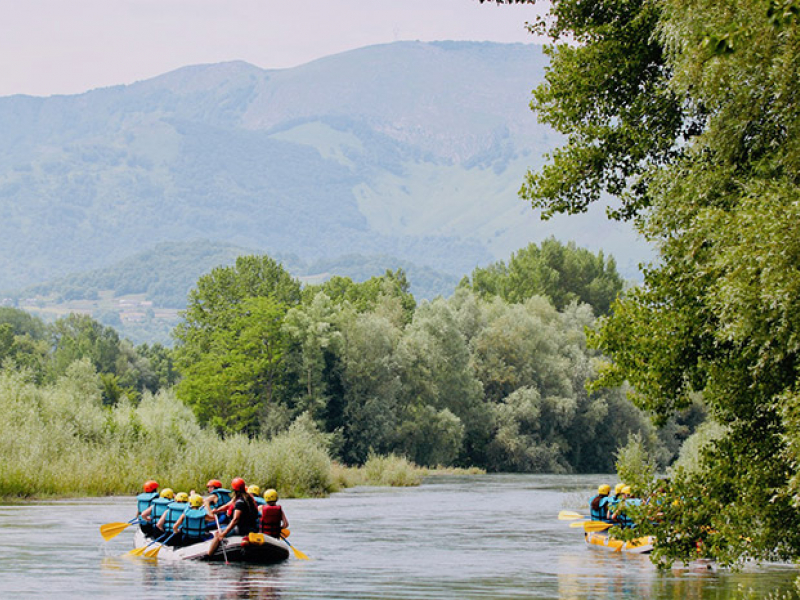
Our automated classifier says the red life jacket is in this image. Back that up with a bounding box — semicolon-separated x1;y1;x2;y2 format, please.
260;504;283;538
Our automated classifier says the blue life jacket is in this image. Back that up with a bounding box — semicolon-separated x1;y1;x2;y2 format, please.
150;497;172;521
137;491;159;517
210;488;232;507
618;498;642;528
598;496;614;523
163;502;187;531
254;496;267;506
589;494;608;521
181;508;210;540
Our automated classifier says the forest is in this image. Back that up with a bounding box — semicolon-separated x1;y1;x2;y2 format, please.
0;238;702;499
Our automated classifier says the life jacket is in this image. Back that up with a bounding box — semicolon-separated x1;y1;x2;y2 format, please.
137;491;159;517
260;504;283;538
210;488;232;507
181;508;210;540
598;496;614;523
163;502;188;532
254;496;266;506
618;498;642;528
150;497;172;521
589;494;608;521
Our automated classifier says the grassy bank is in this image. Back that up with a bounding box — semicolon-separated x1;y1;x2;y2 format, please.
0;362;478;500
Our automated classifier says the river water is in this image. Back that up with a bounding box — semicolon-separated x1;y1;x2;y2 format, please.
0;474;796;599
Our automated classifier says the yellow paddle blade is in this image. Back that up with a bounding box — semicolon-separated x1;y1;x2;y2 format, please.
289;544;310;561
281;535;310;560
126;545;148;556
144;545;163;558
558;511;587;521
569;521;588;528
100;522;133;541
584;521;613;532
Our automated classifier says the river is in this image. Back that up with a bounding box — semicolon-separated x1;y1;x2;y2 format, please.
0;474;796;599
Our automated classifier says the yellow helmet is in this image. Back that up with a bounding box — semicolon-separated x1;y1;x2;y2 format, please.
598;484;611;495
614;483;625;495
264;489;278;503
160;488;175;499
248;485;261;496
175;492;189;503
189;494;204;508
621;485;632;495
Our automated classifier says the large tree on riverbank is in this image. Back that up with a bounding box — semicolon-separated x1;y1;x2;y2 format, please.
485;0;800;565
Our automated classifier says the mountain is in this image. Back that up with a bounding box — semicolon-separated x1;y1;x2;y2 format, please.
0;41;651;295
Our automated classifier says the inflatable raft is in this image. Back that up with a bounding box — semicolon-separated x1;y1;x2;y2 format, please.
133;529;290;563
584;530;654;554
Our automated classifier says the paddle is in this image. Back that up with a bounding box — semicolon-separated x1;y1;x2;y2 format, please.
100;518;138;541
144;533;175;558
583;521;614;532
214;513;229;564
281;534;310;560
127;532;168;556
558;510;588;521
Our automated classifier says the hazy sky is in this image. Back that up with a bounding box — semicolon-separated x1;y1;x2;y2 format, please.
2;0;548;98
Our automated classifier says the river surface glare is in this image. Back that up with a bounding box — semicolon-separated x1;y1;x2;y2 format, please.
0;474;796;599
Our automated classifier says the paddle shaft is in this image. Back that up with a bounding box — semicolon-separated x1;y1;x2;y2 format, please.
214;512;229;564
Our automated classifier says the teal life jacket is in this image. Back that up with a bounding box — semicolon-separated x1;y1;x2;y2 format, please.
137;491;159;518
589;494;608;521
163;502;187;532
210;488;232;507
618;498;643;528
254;496;267;506
181;508;210;540
598;496;614;523
150;497;172;521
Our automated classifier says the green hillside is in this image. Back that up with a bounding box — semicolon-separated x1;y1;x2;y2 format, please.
0;41;651;294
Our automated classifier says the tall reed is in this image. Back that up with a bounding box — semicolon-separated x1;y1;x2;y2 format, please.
0;360;441;499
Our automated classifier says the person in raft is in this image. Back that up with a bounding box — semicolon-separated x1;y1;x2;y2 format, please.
156;491;189;542
136;480;160;536
259;488;289;539
173;494;215;546
612;485;643;529
140;488;174;534
248;485;267;507
207;478;260;556
589;484;613;523
204;479;232;526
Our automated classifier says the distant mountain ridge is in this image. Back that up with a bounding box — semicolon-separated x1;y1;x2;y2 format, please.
0;41;651;294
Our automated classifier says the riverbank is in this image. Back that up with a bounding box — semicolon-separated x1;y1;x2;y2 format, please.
0;367;484;500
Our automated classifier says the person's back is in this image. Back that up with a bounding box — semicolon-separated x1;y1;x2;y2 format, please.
590;484;611;522
176;495;212;545
259;489;288;539
150;489;174;523
159;493;189;540
232;491;259;536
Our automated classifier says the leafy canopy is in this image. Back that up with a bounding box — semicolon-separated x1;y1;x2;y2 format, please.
502;0;800;566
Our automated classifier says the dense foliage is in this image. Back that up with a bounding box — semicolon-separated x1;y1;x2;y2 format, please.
500;0;800;567
460;237;624;315
0;308;177;401
171;252;672;472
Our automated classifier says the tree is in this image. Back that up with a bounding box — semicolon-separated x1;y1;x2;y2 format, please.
176;296;288;435
175;254;301;362
498;0;800;565
461;238;624;314
174;255;301;432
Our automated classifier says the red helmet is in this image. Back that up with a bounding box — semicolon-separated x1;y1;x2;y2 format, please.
231;477;246;492
206;479;222;489
143;480;159;493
